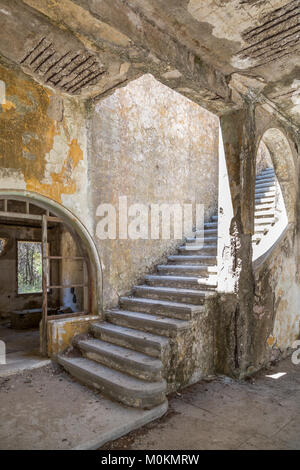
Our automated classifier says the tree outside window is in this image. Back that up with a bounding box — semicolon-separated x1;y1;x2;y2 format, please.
17;241;49;294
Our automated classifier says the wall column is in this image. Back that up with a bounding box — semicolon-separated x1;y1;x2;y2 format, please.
218;102;257;377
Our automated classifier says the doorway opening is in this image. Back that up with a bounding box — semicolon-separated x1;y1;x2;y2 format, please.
0;194;99;372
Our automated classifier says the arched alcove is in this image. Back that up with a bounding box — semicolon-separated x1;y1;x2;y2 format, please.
252;128;295;262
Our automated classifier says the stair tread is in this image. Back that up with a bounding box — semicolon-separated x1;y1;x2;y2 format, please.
158;264;217;270
77;338;163;368
169;255;217;260
146;274;217;285
92;322;169;346
179;244;217;250
57;355;166;393
121;296;205;312
107;308;190;329
134;285;213;297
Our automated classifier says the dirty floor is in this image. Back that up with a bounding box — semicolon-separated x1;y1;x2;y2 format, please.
101;357;300;450
0;363;166;450
0;321;50;377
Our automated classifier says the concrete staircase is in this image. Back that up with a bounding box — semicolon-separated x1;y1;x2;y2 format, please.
253;168;277;245
58;216;218;409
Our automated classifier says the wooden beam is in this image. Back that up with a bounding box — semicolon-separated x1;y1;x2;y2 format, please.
0;211;42;221
41;215;48;357
47;284;88;289
45;256;85;260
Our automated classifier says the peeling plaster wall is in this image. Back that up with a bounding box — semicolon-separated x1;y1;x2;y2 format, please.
251;115;300;369
253;227;300;367
89;74;219;308
0;62;92;233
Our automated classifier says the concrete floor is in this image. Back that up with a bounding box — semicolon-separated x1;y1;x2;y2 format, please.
0;363;167;450
0;321;50;377
101;357;300;450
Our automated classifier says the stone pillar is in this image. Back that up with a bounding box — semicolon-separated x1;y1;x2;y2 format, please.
219;102;257;377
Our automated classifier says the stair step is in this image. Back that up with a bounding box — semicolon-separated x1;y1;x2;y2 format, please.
255;190;276;198
203;222;218;229
106;308;189;338
255;181;276;189
260;168;274;175
168;254;217;265
120;296;204;320
186;236;217;245
255;176;275;183
192;229;217;238
252;235;262;244
145;274;217;290
254;217;275;225
255;210;275;218
255;204;275;212
255;196;275;205
76;338;163;382
57;355;166;409
133;285;212;305
178;245;217;254
211;215;218;221
91;322;169;359
255;185;276;194
157;264;217;275
255;225;270;234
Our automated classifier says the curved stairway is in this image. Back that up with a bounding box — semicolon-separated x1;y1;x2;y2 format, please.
253;167;277;245
58;216;218;409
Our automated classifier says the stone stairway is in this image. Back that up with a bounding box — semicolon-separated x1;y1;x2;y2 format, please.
58;216;218;409
253;167;277;245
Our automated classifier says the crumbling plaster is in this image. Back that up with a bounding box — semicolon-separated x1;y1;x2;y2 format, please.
0;61;92;233
217;102;300;376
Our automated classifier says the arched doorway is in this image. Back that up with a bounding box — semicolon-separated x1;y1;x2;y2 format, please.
252;128;296;262
0;190;102;360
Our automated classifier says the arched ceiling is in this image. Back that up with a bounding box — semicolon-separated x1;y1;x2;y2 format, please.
0;0;300;123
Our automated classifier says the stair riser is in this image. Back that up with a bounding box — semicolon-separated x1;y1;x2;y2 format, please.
133;290;205;306
158;266;217;276
146;278;216;290
255;181;276;188
255;219;274;225
59;360;165;409
91;325;164;359
192;229;217;237
255;198;275;205
106;312;180;338
120;299;192;320
80;348;162;382
168;256;217;265
178;247;217;255
186;237;217;244
255;192;276;199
